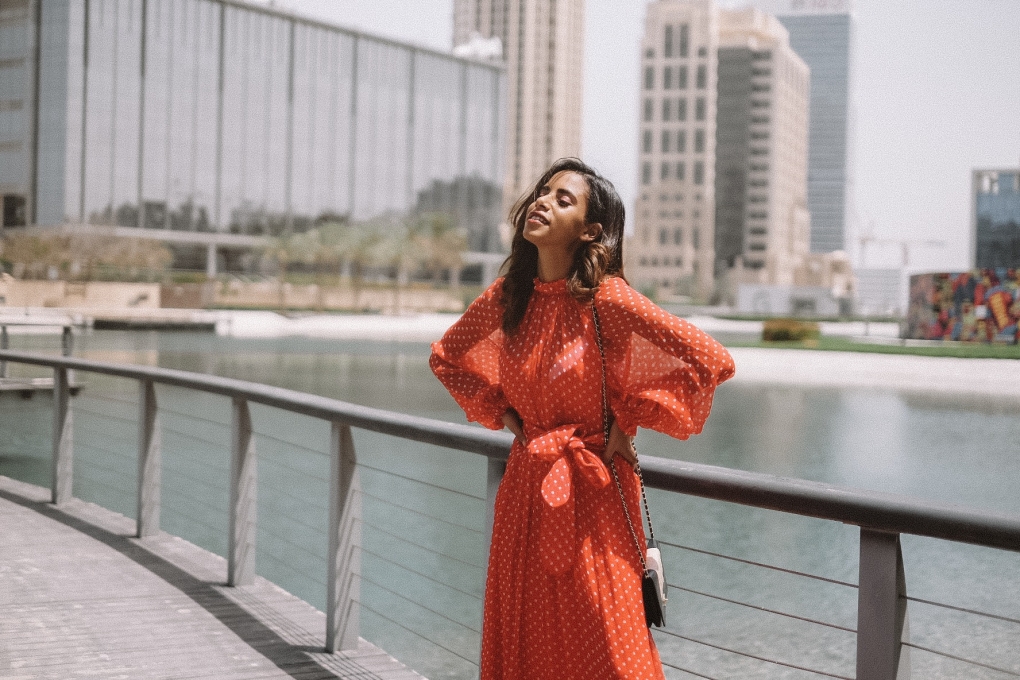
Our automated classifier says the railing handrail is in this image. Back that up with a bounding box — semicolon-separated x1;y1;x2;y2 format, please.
3;348;1020;554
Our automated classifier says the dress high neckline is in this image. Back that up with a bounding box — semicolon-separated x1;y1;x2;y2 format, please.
534;278;568;294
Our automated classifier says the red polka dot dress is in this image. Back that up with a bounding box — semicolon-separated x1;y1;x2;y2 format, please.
430;275;735;680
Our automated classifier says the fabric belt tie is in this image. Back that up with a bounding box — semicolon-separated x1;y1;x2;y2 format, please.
526;425;611;575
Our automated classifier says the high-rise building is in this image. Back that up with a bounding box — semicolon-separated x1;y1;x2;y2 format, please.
627;0;718;300
972;169;1020;269
715;8;810;286
453;0;585;214
739;0;853;254
627;1;809;301
0;0;505;271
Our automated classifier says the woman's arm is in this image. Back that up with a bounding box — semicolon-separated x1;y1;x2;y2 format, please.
429;279;510;430
596;277;734;440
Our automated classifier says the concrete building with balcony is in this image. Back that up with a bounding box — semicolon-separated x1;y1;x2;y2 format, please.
715;7;810;290
737;0;854;255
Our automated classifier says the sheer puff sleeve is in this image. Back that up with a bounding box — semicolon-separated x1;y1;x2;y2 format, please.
596;277;735;440
429;278;509;430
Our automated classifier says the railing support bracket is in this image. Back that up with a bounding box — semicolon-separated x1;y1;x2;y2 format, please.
229;397;257;586
137;380;161;537
326;422;361;653
857;528;910;680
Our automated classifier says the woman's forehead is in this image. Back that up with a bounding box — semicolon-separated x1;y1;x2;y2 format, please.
546;171;589;199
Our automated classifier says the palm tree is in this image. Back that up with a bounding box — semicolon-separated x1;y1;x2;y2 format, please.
412;211;467;288
318;221;385;310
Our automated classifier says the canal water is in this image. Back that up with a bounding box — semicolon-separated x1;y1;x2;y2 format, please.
1;330;1018;679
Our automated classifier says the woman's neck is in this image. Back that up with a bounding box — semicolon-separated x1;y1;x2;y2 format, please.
536;248;574;282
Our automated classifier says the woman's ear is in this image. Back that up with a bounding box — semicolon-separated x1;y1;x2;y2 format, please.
581;222;603;243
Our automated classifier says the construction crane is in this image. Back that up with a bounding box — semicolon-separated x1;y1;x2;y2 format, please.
858;221;946;269
857;223;947;318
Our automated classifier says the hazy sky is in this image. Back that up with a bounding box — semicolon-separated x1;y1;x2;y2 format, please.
263;0;1020;273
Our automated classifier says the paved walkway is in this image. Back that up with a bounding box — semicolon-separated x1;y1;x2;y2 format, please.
0;475;423;680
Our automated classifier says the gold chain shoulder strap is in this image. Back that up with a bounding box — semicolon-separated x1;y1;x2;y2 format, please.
591;303;657;570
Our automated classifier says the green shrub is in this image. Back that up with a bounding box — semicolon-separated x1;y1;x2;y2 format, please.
762;318;820;342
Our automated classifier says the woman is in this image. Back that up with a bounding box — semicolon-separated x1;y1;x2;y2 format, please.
430;158;734;679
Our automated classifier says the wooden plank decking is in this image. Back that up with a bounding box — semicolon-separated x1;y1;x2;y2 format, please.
0;475;424;680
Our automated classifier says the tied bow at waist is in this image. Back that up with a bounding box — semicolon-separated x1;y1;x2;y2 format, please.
525;425;612;575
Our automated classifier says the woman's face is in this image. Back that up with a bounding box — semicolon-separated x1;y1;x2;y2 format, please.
522;171;594;255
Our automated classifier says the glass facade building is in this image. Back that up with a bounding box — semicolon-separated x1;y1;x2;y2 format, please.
973;169;1020;269
1;0;505;254
776;11;852;254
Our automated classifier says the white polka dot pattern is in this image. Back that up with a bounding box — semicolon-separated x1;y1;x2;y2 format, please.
429;276;735;679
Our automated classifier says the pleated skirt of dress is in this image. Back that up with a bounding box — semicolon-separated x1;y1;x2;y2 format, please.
478;442;666;680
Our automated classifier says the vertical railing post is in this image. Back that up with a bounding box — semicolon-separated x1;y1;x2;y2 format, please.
61;325;74;386
857;528;910;680
1;324;9;378
228;397;257;586
51;366;73;505
326;422;361;653
483;457;506;572
136;379;161;537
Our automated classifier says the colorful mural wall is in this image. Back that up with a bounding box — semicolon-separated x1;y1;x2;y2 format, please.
907;270;1020;343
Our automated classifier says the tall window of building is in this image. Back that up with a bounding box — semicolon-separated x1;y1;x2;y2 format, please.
677;130;687;152
695;97;706;121
644;98;654;122
643;129;652;153
642;162;652;185
659;228;668;245
694;161;704;185
664;25;674;58
677;66;688;89
673;228;683;245
663;66;673;89
661;162;670;180
661;129;671;153
698;46;707;57
696;64;706;88
644;66;655;90
694;129;705;152
676;162;685;180
679;24;689;57
662;98;672;121
693;227;700;248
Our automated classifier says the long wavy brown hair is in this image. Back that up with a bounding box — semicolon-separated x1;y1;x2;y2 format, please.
499;158;626;334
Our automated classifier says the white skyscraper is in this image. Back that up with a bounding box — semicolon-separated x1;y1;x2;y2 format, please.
716;7;810;287
453;0;585;216
730;0;854;254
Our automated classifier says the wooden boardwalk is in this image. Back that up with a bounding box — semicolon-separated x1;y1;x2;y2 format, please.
0;475;424;680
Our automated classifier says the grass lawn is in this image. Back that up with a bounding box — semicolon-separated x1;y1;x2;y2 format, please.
726;336;1020;359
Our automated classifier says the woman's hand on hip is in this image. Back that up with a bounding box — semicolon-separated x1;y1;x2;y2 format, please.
603;420;637;468
502;409;526;445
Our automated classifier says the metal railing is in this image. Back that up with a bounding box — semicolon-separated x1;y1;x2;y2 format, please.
1;348;1019;679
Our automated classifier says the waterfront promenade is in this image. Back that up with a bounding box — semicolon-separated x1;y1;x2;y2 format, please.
0;473;420;680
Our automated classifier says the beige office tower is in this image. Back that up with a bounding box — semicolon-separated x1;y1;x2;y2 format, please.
627;1;810;302
715;8;810;291
453;0;585;218
626;0;719;301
